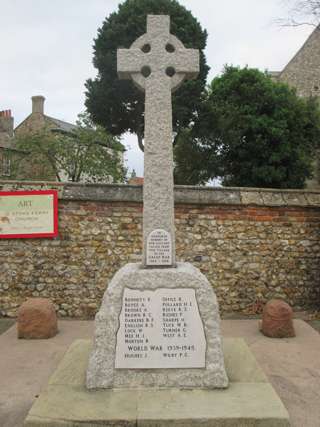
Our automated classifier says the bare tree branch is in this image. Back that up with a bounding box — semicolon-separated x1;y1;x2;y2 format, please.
277;0;320;27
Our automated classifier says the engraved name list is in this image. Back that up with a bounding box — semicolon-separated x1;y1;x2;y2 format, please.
115;288;206;369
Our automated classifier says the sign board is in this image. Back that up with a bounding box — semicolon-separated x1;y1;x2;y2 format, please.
0;190;58;239
115;288;206;369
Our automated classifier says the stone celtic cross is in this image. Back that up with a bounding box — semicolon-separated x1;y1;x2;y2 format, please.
117;15;199;267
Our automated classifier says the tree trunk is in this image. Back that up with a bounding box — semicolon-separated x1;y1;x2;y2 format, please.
137;131;144;152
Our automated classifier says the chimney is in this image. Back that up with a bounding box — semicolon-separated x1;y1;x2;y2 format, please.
0;109;14;137
32;95;45;114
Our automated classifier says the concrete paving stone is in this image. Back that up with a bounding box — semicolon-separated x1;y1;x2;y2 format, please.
245;321;320;379
268;375;320;427
137;385;289;427
0;320;93;427
25;385;137;426
48;339;90;386
309;319;320;333
0;319;319;426
223;338;268;383
0;318;15;335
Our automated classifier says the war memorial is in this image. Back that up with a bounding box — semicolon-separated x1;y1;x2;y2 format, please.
24;14;290;427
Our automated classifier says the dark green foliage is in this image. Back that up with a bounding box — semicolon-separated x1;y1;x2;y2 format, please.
174;66;320;188
85;0;209;149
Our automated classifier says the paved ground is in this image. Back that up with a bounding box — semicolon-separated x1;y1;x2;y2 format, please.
0;319;319;427
0;319;14;335
309;319;320;334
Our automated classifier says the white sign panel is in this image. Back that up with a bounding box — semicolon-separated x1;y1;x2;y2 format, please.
0;190;58;239
115;288;206;369
146;229;172;266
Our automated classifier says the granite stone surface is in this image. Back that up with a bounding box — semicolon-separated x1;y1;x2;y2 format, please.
118;15;199;267
86;262;228;389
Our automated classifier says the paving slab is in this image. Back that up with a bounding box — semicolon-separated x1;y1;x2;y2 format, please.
0;319;14;335
0;319;319;426
222;319;320;427
0;320;93;427
24;339;289;427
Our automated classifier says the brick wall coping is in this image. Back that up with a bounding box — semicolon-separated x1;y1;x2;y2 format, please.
0;180;319;207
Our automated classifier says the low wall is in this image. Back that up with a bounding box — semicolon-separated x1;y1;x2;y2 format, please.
0;181;319;318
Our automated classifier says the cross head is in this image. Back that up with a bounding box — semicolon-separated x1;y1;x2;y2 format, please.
117;15;199;267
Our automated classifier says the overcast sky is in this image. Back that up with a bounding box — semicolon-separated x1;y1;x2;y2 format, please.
0;0;314;176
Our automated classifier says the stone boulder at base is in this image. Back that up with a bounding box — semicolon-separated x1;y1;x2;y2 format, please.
17;298;58;339
260;299;295;338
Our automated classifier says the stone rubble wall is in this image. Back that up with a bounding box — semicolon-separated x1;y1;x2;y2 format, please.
0;181;319;318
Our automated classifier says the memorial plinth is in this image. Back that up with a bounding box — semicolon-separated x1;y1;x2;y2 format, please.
86;263;228;389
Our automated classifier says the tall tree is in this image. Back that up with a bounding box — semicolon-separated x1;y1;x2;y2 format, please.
85;0;209;152
174;66;320;188
13;113;126;183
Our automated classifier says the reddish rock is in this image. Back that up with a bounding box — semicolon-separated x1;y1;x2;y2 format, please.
17;298;58;339
260;299;295;338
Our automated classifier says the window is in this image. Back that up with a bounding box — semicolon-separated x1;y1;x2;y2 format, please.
2;154;11;176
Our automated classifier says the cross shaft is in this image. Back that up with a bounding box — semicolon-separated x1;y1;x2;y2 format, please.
117;15;199;267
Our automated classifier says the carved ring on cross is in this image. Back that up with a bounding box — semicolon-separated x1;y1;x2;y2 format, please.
118;16;199;93
130;33;187;92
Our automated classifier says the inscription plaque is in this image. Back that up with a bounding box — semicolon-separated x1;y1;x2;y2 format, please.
146;229;172;266
115;288;206;369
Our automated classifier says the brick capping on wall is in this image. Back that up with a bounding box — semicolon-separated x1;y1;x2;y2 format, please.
0;181;319;318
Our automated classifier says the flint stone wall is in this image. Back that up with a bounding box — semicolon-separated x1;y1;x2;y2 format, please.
0;181;319;318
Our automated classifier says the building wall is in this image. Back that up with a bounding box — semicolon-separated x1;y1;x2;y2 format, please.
0;182;319;318
0;149;12;178
15;114;58;137
279;26;320;98
277;26;320;189
0;101;58;181
14;113;59;181
0;111;14;179
0;115;14;147
13;101;124;183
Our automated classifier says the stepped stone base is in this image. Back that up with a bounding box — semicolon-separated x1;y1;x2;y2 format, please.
24;339;290;427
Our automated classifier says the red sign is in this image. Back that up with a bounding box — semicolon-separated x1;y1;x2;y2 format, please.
0;190;58;239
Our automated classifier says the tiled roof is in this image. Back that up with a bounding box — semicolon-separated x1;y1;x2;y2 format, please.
46;116;77;133
129;177;144;185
